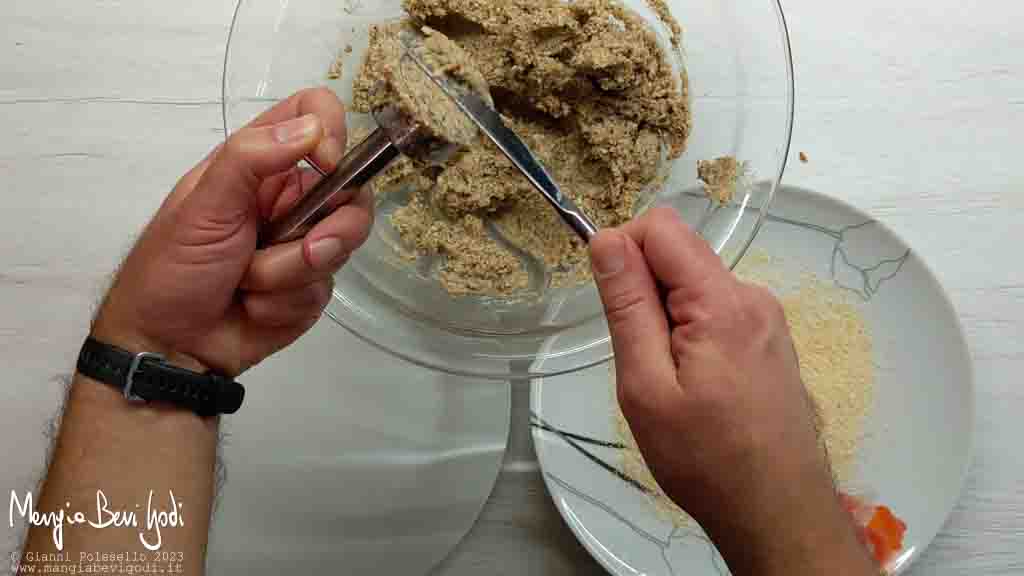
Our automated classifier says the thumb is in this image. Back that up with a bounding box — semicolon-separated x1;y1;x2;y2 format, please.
590;230;679;413
181;114;324;233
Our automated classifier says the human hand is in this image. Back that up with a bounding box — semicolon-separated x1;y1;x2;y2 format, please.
589;208;874;575
93;88;373;377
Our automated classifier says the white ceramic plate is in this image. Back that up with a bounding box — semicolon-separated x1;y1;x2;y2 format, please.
205;319;510;575
531;186;974;576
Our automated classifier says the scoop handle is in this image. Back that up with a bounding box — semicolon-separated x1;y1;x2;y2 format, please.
260;128;399;246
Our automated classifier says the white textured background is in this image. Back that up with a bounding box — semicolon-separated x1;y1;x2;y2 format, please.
1;0;1021;574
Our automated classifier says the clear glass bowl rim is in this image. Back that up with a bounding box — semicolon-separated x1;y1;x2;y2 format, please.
221;0;796;380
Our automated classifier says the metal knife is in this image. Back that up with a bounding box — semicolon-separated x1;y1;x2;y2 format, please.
401;45;600;242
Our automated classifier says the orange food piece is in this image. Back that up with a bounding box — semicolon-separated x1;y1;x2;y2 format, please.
864;506;907;564
839;494;908;566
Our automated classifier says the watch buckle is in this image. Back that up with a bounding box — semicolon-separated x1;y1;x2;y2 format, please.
125;352;165;402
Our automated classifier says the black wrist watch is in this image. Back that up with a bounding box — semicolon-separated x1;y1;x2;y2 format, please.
76;337;245;417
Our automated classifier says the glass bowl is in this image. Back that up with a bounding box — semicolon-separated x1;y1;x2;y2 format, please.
223;0;794;380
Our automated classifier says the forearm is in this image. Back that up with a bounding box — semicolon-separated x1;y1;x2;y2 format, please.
21;370;217;574
707;486;877;576
17;88;356;575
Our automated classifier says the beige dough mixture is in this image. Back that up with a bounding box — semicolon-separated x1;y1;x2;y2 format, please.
349;0;691;296
697;156;742;203
358;24;493;150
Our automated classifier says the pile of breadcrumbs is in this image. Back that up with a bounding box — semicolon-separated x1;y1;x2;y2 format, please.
615;250;876;526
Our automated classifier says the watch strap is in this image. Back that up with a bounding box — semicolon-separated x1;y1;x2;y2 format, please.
76;337;245;417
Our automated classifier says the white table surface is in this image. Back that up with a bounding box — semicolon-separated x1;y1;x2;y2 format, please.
2;1;1022;574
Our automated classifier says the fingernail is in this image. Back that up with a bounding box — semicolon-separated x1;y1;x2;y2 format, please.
591;232;626;279
274;114;319;144
315;136;344;171
308;237;344;270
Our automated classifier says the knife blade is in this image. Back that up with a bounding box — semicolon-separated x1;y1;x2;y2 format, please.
401;42;599;242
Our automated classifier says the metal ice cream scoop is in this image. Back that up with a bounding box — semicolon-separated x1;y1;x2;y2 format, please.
260;103;460;246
